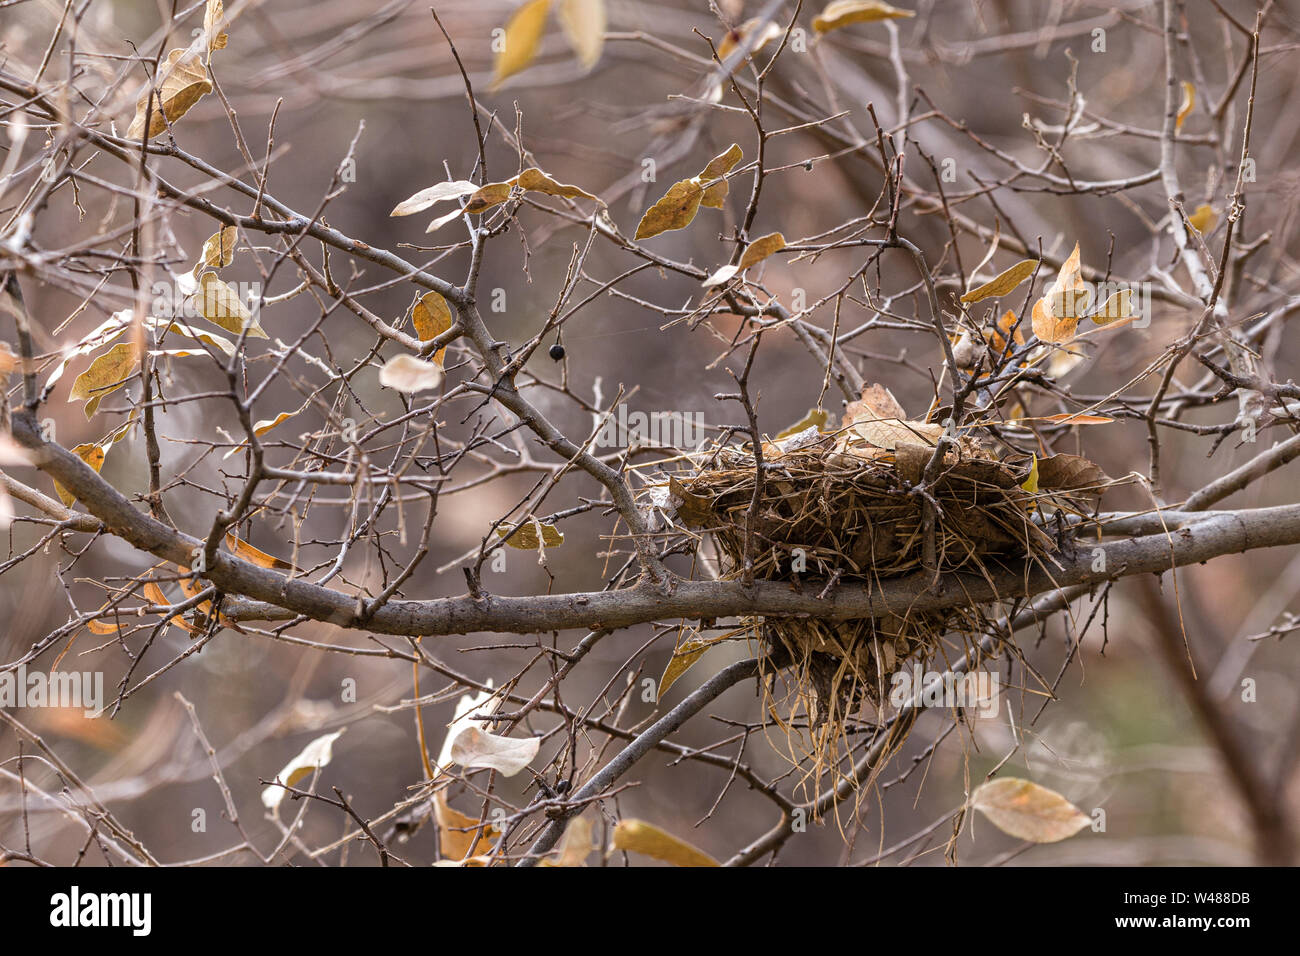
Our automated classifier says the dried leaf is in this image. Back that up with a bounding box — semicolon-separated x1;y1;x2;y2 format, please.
1176;81;1195;130
1020;453;1039;494
412;291;453;366
390;180;479;217
497;519;564;549
842;382;908;424
1088;288;1135;327
68;342;139;419
542;816;594;866
195;271;268;338
225;531;295;571
1037;412;1114;426
738;231;786;270
197;226;238;271
961;258;1038;304
262;729;346;813
611;819;718;866
515;167;598;201
659;635;722;696
54;441;107;507
970;777;1090;843
435;792;498;860
701;265;739;288
1035;453;1110;492
492;0;552;88
1030;242;1090;344
222;401;309;459
557;0;605;70
449;726;540;776
718;16;784;61
813;0;915;34
697;143;742;208
126;48;212;140
851;419;943;450
464;181;514;214
635;179;704;239
1187;204;1217;235
156;319;236;356
987;309;1026;353
377;354;443;393
204;0;229;56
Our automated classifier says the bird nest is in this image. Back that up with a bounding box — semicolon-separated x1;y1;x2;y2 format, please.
641;385;1110;779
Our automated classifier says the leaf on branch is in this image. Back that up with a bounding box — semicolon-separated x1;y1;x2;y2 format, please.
204;0;229;57
464;181;514;215
492;0;552;88
986;309;1026;353
1035;412;1114;426
197;226;238;272
611;819;719;866
1030;242;1090;344
497;519;564;549
194;271;268;338
1035;453;1111;492
969;777;1091;843
659;634;724;696
812;0;916;35
514;167;598;202
434;792;498;861
222;400;310;459
1088;288;1136;327
449;725;541;776
718;16;784;61
68;342;140;419
390;181;480;217
412;291;453;366
126;48;212;140
541;815;594;866
697;143;742;208
377;354;443;393
557;0;605;71
225;531;296;571
155;318;237;356
1187;204;1217;235
53;441;108;507
960;258;1038;304
738;231;786;269
635;179;704;239
1176;81;1195;130
262;729;346;814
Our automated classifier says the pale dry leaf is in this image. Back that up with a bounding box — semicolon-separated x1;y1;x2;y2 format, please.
543;815;594;866
434;792;498;860
1089;288;1134;326
197;226;238;271
718;16;784;61
813;0;915;34
68;342;139;419
1176;81;1195;130
53;441;108;507
701;264;739;288
737;231;786;270
496;519;564;549
492;0;552;88
969;777;1091;843
377;354;443;393
449;725;541;776
557;0;605;70
843;382;908;423
515;167;598;201
1030;242;1090;344
697;143;743;208
851;419;943;450
464;181;514;214
204;0;229;56
262;729;346;813
390;180;479;217
195;271;268;338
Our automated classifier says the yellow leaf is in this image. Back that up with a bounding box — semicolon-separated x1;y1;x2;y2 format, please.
514;167;598;202
697;143;742;208
635;179;704;239
464;181;514;215
1176;81;1195;130
86;617;122;635
126;48;212;140
225;531;296;571
960;259;1038;304
492;0;551;88
197;226;238;272
54;441;107;507
412;291;453;366
969;777;1091;843
738;231;786;270
659;635;721;696
435;792;498;861
68;343;139;420
611;819;718;866
497;519;564;549
155;318;236;356
557;0;605;70
1030;242;1090;344
1187;204;1217;235
1020;453;1038;494
195;271;268;338
813;0;915;34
